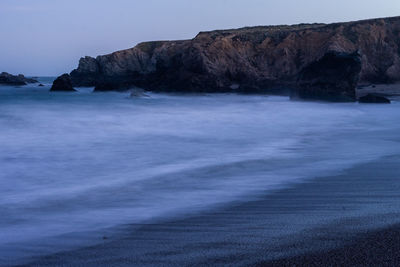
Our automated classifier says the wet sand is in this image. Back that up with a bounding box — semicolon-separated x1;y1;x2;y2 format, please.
17;155;400;266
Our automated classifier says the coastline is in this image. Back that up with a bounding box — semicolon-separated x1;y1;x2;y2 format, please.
17;154;400;266
3;6;400;267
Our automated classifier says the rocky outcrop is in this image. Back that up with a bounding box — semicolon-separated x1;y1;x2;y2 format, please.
295;51;362;101
70;56;100;87
50;74;76;92
0;72;38;85
64;16;400;101
359;94;391;103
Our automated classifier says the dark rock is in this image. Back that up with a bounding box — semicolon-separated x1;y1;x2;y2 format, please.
17;74;38;84
294;51;362;101
68;16;400;101
359;94;391;103
0;72;38;85
70;56;101;87
38;84;45;87
50;74;76;92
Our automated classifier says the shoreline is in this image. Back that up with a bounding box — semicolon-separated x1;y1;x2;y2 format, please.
16;154;400;266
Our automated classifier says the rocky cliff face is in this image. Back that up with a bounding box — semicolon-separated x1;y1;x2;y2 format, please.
68;16;400;100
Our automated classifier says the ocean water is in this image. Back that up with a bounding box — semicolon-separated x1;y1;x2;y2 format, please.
1;78;400;264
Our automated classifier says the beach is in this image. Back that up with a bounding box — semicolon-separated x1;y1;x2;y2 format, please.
18;155;400;266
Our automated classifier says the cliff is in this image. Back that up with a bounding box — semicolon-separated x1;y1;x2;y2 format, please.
67;16;400;101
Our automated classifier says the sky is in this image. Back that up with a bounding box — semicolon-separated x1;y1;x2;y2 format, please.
0;0;399;76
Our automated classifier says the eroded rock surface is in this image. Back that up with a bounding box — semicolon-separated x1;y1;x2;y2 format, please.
62;16;400;101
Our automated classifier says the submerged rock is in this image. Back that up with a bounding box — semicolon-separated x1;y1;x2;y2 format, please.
359;94;391;104
0;72;38;85
50;74;76;92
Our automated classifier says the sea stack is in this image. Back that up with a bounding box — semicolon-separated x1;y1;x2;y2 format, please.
50;74;76;92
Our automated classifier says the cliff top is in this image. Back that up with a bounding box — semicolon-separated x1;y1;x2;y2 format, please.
196;15;400;37
98;15;400;58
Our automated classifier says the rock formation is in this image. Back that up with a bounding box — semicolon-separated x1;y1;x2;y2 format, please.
0;72;38;85
295;51;362;101
60;16;400;101
50;74;76;92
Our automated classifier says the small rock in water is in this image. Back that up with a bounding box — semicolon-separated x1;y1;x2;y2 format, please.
38;84;45;87
50;74;76;92
359;94;391;104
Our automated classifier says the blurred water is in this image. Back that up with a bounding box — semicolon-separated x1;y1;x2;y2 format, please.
1;78;400;263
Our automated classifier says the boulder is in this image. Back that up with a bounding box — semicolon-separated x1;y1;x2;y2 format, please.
50;74;76;92
359;94;391;104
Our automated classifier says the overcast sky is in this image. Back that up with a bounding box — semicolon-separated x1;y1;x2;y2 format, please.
1;0;399;76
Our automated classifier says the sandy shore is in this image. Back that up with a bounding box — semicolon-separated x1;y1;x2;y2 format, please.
16;155;400;266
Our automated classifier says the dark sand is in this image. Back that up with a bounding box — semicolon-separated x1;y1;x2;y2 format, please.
16;155;400;266
262;225;400;266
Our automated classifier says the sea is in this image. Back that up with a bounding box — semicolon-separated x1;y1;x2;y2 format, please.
1;77;400;265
